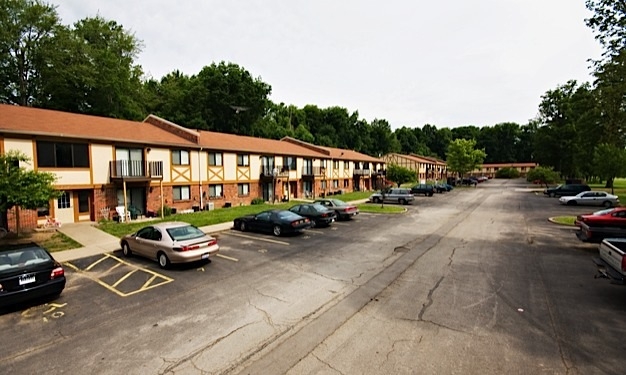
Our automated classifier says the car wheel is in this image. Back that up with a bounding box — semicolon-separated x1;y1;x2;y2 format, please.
603;201;613;207
121;242;132;257
374;197;381;203
157;252;170;269
239;221;246;232
273;225;282;236
399;198;406;205
567;200;577;206
549;192;555;198
428;192;434;197
310;219;317;228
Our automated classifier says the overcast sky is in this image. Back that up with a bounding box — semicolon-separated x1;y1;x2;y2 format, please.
52;0;603;129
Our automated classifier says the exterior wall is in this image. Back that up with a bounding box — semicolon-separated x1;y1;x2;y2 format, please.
6;207;38;233
4;138;35;170
47;170;91;185
223;153;237;181
92;144;112;184
151;148;171;181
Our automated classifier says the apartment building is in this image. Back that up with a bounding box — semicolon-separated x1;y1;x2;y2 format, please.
472;162;538;178
0;105;385;232
382;153;448;182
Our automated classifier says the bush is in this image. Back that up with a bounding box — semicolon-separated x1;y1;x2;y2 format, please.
251;197;265;205
495;167;520;179
157;205;172;217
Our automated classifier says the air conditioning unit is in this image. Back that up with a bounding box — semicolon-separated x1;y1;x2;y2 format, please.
205;202;215;211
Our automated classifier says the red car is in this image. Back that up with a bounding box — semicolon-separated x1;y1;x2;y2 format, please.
575;207;626;228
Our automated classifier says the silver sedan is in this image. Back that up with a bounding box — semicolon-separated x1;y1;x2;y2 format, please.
120;222;219;269
559;191;620;207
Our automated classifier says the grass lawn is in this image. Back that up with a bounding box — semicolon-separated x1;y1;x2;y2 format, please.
39;232;83;252
331;191;373;201
551;216;576;226
356;203;406;213
588;179;626;205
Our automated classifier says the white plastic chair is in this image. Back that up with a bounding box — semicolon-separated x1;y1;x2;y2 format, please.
115;206;131;223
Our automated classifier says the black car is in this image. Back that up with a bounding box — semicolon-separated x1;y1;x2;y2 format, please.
0;243;66;308
289;204;336;228
410;184;435;196
544;184;591;197
234;209;311;236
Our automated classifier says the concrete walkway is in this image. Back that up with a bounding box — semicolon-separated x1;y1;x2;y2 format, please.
54;221;235;263
53;198;371;263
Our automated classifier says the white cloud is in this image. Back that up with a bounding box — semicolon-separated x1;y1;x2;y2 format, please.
52;0;603;129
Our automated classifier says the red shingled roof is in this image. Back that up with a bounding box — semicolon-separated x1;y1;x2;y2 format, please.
198;131;328;158
281;137;383;163
0;104;198;147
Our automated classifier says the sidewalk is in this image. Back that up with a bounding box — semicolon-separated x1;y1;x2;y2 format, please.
54;221;235;263
53;198;370;263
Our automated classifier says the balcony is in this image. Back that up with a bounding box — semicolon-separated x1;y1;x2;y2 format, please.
110;160;163;181
372;169;387;176
301;166;325;177
260;165;290;179
353;169;371;176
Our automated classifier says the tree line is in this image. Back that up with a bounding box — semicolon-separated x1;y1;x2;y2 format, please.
2;0;625;184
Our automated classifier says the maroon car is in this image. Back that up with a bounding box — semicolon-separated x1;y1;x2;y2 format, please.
575;207;626;228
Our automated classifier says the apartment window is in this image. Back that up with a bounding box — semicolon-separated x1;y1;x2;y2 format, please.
37;204;50;218
172;150;190;165
333;160;339;169
57;192;71;209
173;186;190;201
344;180;349;188
209;152;223;166
344;161;349;169
209;184;223;198
321;180;327;189
238;183;250;196
237;154;249;166
283;156;296;170
37;141;89;168
363;162;370;170
333;179;339;188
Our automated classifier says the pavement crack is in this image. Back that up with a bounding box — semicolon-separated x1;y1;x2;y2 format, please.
312;353;344;374
418;276;444;320
448;247;456;266
252;286;288;303
249;301;277;329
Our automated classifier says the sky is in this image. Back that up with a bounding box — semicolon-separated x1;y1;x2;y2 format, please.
52;0;604;129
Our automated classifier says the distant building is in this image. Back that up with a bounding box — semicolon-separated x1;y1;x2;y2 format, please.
381;153;447;182
473;163;538;178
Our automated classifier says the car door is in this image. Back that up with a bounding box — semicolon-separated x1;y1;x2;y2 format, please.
593;192;605;206
144;227;164;260
385;189;397;203
132;227;154;256
254;212;273;233
578;192;593;205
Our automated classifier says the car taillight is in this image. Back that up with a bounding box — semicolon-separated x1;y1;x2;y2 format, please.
321;213;327;217
51;267;64;279
207;239;217;247
179;244;200;252
0;283;3;291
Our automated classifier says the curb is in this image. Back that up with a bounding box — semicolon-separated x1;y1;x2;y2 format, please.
547;217;576;227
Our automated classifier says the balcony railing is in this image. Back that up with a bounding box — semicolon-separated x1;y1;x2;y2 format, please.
372;169;387;176
110;160;163;180
260;166;290;178
301;166;325;177
353;169;371;176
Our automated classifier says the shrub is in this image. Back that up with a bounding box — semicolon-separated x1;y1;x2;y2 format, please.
251;197;265;205
495;167;520;179
157;205;172;217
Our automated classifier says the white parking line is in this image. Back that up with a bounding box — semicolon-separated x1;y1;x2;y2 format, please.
216;254;239;262
222;231;290;246
303;229;325;234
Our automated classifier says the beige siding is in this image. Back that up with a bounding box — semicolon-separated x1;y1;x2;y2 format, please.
150;148;171;182
54;170;91;185
92;144;112;184
4;138;34;170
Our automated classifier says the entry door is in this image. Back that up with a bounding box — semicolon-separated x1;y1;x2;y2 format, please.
262;182;274;202
55;192;74;224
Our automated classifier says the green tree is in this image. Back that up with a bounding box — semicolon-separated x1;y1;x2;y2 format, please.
0;150;60;234
585;0;626;59
386;163;416;188
593;143;626;193
495;167;520;179
0;0;62;105
369;119;400;157
526;166;560;188
446;139;486;179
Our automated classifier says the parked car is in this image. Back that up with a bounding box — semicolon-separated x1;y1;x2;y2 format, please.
0;243;66;308
289;203;336;227
313;199;360;220
544;183;590;197
433;183;447;193
443;183;454;191
410;184;435;196
234;209;311;236
461;177;478;186
559;191;619;207
120;222;219;269
575;207;626;228
369;188;415;205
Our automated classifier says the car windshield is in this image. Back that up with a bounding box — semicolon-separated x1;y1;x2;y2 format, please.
277;211;302;220
166;225;206;241
330;199;347;206
0;246;51;275
593;208;616;216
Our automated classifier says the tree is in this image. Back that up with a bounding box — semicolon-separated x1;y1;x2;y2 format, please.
0;150;60;234
369;119;400;157
445;139;486;178
386;164;415;188
0;0;62;105
585;0;626;59
495;167;520;179
593;143;626;193
526;166;560;188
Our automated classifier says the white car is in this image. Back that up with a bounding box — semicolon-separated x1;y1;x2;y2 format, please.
559;191;620;207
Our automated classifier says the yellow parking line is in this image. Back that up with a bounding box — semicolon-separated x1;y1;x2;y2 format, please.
84;256;109;271
216;254;239;262
303;229;324;234
104;253;174;281
64;262;79;271
223;231;290;245
140;274;158;289
111;269;137;288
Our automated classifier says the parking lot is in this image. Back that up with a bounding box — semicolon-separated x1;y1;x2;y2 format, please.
2;181;626;375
